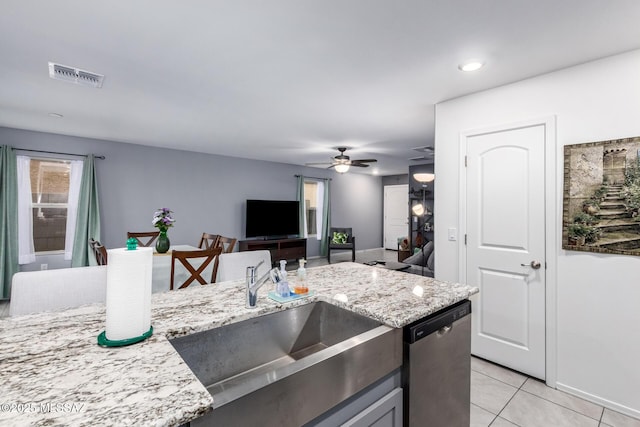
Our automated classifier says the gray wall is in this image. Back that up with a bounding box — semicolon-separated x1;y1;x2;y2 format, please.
1;127;383;270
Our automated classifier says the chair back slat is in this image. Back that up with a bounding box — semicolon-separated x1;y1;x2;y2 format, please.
170;247;223;290
89;238;108;266
198;233;220;250
216;236;237;253
127;231;160;247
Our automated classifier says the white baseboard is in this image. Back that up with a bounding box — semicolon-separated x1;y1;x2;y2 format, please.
556;382;640;420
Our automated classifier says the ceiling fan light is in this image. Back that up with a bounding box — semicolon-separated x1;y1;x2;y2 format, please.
413;173;435;183
335;164;350;173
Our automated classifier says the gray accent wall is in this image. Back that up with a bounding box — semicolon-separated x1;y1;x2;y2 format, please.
1;127;383;270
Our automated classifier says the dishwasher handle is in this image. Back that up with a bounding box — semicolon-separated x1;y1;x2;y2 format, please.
437;325;453;336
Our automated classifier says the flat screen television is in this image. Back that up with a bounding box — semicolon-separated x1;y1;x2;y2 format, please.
245;199;300;239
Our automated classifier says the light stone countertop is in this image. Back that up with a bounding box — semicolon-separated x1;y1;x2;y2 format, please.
0;262;478;427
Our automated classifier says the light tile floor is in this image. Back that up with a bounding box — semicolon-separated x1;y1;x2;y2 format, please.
471;356;640;427
2;249;639;427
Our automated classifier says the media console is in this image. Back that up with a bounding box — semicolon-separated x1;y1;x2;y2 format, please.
238;237;307;265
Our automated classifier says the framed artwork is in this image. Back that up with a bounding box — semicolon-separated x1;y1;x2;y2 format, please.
562;136;640;255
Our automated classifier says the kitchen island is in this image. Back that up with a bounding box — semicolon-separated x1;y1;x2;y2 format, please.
0;262;478;426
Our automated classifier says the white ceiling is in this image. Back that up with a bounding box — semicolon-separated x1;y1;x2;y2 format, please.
2;1;640;175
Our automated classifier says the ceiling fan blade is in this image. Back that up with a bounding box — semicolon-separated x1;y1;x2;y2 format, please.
350;163;370;167
305;162;334;166
352;159;377;163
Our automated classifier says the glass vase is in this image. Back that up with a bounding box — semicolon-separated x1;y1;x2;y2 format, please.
156;230;170;253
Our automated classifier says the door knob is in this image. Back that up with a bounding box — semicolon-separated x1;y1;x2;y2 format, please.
521;261;542;269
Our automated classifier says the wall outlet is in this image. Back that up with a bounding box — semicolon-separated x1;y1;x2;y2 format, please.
40;264;48;270
447;228;457;241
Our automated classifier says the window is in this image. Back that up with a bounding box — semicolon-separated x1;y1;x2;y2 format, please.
30;159;72;252
304;182;318;236
303;180;325;240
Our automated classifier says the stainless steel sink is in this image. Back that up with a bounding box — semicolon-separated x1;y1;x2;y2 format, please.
170;301;402;427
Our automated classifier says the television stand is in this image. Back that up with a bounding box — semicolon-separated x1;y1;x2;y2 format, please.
239;237;307;265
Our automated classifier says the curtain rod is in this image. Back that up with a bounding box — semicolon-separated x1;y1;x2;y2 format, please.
294;174;332;181
15;148;105;160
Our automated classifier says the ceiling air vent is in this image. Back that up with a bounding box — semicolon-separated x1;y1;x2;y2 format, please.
48;62;104;88
409;146;434;161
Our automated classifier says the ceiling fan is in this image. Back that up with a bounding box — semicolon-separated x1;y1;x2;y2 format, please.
306;147;377;173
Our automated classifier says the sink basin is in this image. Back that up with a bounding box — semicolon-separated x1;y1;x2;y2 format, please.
170;301;401;427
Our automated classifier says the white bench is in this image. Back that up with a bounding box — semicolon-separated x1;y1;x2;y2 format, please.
10;266;107;317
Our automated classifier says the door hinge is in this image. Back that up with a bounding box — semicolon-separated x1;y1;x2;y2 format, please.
464;155;467;167
464;234;467;245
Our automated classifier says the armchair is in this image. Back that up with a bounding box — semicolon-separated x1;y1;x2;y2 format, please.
328;227;355;263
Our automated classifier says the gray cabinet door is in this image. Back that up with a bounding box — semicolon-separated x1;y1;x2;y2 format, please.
341;388;403;427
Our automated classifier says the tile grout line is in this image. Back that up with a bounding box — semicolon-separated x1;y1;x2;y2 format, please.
471;367;527;389
492;373;528;427
517;388;603;422
598;407;605;426
471;403;500;427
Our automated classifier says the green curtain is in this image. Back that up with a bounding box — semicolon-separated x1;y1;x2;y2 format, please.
71;155;101;267
296;175;306;237
0;146;18;299
320;179;331;257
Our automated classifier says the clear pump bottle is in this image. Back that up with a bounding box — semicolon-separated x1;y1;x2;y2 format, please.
275;260;291;297
294;258;308;294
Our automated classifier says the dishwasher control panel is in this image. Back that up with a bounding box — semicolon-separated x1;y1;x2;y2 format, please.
405;299;471;344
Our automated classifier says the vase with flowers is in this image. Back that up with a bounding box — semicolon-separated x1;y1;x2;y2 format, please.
152;208;175;253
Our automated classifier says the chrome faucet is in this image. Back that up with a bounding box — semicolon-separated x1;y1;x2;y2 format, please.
246;261;278;308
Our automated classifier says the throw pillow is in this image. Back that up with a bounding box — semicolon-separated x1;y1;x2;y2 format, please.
332;232;348;244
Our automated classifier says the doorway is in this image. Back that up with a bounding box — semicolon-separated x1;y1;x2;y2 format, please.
460;117;556;381
384;185;409;250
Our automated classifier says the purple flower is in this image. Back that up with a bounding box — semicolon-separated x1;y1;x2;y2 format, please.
153;208;175;231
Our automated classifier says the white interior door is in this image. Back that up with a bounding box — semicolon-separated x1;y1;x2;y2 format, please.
384;185;409;250
466;124;546;379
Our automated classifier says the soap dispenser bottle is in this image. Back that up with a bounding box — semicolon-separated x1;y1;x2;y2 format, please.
294;259;308;294
275;260;291;297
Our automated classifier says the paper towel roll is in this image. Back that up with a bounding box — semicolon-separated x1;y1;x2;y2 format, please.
105;247;153;341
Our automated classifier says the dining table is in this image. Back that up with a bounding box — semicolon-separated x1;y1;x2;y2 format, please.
152;245;216;293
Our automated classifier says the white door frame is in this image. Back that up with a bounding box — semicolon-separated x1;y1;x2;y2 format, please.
458;116;558;387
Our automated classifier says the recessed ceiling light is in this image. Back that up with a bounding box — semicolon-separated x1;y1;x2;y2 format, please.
48;113;63;118
458;60;484;72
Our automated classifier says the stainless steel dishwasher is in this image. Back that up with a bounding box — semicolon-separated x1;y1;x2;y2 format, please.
402;299;471;427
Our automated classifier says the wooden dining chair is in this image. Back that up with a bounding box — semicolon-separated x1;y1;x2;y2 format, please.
198;233;220;250
89;238;108;266
210;236;237;283
127;231;160;247
215;236;237;253
170;247;223;290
